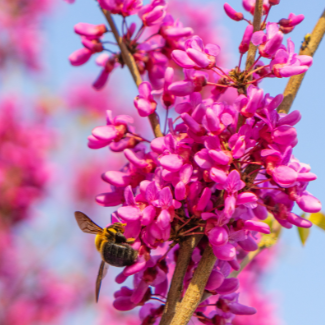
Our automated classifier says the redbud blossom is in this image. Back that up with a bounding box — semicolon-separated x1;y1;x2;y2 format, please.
224;3;244;21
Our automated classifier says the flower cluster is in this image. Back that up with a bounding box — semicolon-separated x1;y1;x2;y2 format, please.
69;0;320;324
0;97;55;225
0;0;54;71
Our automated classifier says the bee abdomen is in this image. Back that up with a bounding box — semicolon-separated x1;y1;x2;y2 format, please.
102;242;137;267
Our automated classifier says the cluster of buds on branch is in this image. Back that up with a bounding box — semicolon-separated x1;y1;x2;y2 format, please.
68;0;325;324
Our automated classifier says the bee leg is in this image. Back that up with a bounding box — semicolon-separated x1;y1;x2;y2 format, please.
115;232;127;243
126;237;136;244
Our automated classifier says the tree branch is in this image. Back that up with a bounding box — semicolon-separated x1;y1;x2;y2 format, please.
169;246;217;325
237;0;263;130
277;9;325;114
101;9;163;138
245;0;264;70
159;235;203;325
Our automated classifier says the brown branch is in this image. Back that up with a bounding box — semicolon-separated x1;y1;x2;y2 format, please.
159;235;203;325
237;0;263;131
169;246;217;325
101;9;163;138
245;0;264;70
277;9;325;114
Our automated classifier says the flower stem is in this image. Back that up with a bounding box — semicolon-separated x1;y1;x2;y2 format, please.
100;10;163;138
169;246;217;325
159;235;203;325
277;9;325;114
245;0;263;71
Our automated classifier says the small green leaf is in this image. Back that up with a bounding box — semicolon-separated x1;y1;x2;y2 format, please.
308;212;325;231
298;226;310;246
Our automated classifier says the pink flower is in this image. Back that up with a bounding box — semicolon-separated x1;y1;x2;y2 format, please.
138;0;166;26
171;36;220;69
74;23;107;38
69;48;92;66
99;0;143;16
239;25;254;54
134;82;157;117
271;38;312;78
224;3;243;21
252;23;283;58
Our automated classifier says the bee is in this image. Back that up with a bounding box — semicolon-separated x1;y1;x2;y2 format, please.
301;33;311;51
74;211;138;302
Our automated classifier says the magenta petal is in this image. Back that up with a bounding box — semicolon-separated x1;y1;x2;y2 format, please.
238;236;258;251
215;278;239;295
175;102;193;114
123;259;147;277
212;243;236;261
113;297;137;311
278;110;301;126
197;187;212;211
131;280;149;304
205;44;220;57
118;206;140;221
150;137;166;153
272;165;297;188
124;185;136;206
96;192;124;207
186;48;210;68
171;50;196;68
164;27;193;38
297;172;317;182
157;209;171;229
93;69;109;90
251;31;266;46
209;150;230;165
194;149;213;169
124;149;148;168
168;81;195;96
92;125;117;141
237;192;258;205
228;302;256;315
206;108;221;132
175;181;186;201
244;220;270;234
159;187;173;208
87;135;109;149
273;125;297;145
280;65;308;78
69;48;92;66
296;193;321;213
160;154;183;172
210;167;227;184
102;171;132;187
205;270;225;291
287;212;312;228
253;205;268;220
208;227;228;246
135;98;156;117
141;205;156;225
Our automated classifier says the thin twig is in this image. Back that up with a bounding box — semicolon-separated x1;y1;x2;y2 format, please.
159;235;203;325
245;0;264;70
100;9;163;138
277;9;325;114
237;0;263;131
169;246;217;325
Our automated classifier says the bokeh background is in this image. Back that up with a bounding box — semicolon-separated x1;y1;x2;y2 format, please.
1;0;324;324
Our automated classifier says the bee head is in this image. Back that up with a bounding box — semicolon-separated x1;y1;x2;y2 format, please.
110;222;126;233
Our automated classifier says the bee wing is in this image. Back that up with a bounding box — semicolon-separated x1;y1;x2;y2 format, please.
95;260;109;303
74;211;103;234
